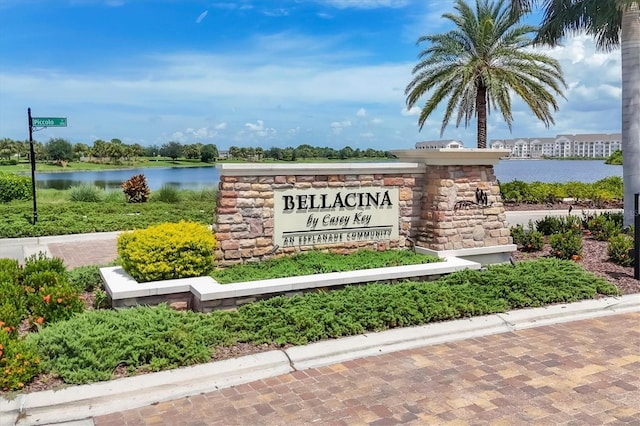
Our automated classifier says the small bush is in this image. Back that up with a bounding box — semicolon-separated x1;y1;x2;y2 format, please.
549;231;583;260
535;215;581;236
522;231;544;252
584;212;623;241
122;174;150;203
0;173;30;203
103;190;126;203
0;330;41;391
118;221;216;282
68;265;104;292
22;253;66;277
27;281;85;326
510;224;526;245
0;159;18;166
154;185;181;203
608;234;634;267
69;184;103;202
93;289;110;309
182;188;218;202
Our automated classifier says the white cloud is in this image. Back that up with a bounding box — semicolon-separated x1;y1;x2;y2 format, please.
263;8;289;17
401;106;420;116
356;108;366;117
196;10;208;24
244;120;276;137
371;117;383;124
214;122;227;130
330;120;352;135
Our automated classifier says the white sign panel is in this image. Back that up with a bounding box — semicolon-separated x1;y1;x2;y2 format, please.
274;187;399;247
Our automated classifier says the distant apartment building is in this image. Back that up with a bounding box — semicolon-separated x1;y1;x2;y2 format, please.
415;140;464;149
489;133;621;158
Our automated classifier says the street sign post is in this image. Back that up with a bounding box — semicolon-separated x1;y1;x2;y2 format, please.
27;110;68;225
32;117;67;127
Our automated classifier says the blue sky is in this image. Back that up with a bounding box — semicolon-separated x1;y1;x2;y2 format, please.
0;0;623;150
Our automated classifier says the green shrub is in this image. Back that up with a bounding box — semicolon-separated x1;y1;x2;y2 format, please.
26;280;85;326
154;185;181;203
93;289;110;309
103;190;126;203
499;180;531;203
122;174;150;203
32;258;618;385
498;178;622;206
0;159;18;166
181;188;218;202
586;215;622;241
0;258;21;283
608;234;634;267
118;221;216;282
511;222;543;251
0;173;30;203
22;253;66;278
69;184;103;202
0;330;41;392
549;231;583;260
0;200;213;238
68;265;104;292
212;249;441;284
535;215;581;236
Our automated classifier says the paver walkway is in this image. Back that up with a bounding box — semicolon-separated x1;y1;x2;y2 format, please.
48;239;117;269
94;312;640;425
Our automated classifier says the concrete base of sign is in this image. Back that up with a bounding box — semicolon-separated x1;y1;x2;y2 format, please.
415;244;517;266
101;256;483;312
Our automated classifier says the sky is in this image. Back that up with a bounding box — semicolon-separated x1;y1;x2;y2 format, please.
0;0;623;151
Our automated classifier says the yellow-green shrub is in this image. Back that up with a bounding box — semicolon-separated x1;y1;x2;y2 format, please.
117;221;216;282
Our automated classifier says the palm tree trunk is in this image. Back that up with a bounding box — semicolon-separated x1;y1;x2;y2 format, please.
476;84;488;149
621;3;640;227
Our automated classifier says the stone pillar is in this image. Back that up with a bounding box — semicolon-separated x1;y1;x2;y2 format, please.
391;149;513;253
420;164;510;250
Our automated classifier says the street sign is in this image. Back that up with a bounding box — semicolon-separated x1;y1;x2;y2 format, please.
32;117;67;127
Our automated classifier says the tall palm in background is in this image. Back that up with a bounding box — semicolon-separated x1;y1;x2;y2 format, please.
406;0;566;149
510;0;639;226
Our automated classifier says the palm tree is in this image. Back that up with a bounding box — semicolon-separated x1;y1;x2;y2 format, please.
406;0;567;148
509;0;639;227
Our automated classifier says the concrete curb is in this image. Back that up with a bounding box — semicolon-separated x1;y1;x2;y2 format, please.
1;351;292;426
1;295;638;426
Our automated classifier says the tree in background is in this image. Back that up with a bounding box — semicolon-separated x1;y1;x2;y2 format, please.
183;143;202;160
200;144;218;163
0;138;15;160
73;143;91;161
509;0;639;226
160;141;183;161
406;0;566;148
45;138;74;164
127;143;145;161
91;139;108;162
107;139;125;163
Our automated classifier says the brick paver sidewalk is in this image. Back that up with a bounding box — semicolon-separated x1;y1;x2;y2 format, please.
94;312;640;425
48;240;117;269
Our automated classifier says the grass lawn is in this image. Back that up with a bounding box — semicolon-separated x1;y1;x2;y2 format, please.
0;158;214;173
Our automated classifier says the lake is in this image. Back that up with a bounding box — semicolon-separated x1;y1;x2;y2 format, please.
32;160;622;191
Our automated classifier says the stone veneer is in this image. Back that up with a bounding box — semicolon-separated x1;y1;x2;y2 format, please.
419;164;511;250
214;163;426;266
215;150;513;265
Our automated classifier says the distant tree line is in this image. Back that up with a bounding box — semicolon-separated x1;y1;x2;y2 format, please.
226;144;392;161
0;137;393;165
